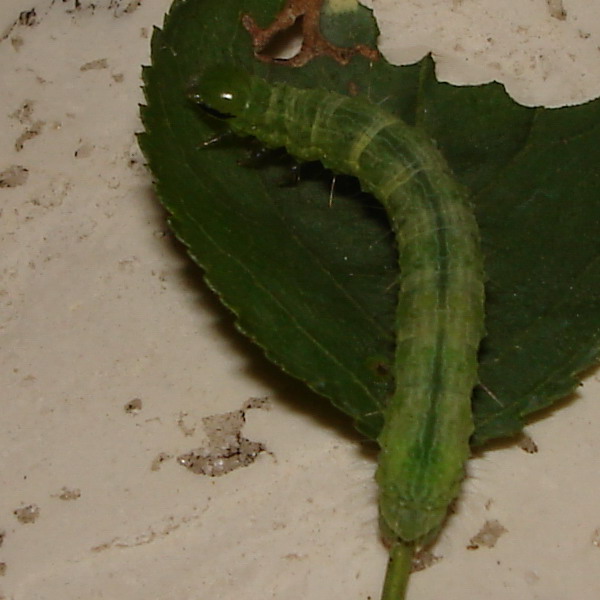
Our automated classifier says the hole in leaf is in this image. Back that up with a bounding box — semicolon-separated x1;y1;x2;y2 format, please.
256;16;303;60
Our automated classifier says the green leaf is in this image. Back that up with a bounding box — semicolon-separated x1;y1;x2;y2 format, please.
139;0;600;446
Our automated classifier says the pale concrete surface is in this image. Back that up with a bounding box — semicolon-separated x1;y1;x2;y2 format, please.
362;0;600;107
1;1;599;599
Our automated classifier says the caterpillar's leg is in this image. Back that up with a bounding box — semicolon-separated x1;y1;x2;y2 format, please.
237;144;274;168
198;130;236;149
278;160;301;187
237;145;298;180
237;144;301;187
328;174;337;207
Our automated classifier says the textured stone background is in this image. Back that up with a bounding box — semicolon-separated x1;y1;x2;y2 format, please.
1;1;599;598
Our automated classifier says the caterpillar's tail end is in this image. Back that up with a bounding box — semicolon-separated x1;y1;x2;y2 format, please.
381;540;414;600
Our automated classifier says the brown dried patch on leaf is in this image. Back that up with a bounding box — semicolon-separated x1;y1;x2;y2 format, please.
242;0;378;67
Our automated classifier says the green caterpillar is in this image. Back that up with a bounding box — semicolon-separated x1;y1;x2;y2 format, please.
190;64;485;567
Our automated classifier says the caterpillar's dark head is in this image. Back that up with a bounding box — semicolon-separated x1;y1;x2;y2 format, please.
188;65;253;118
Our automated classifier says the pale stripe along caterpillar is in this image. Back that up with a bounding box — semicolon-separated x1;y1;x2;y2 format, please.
190;66;486;593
